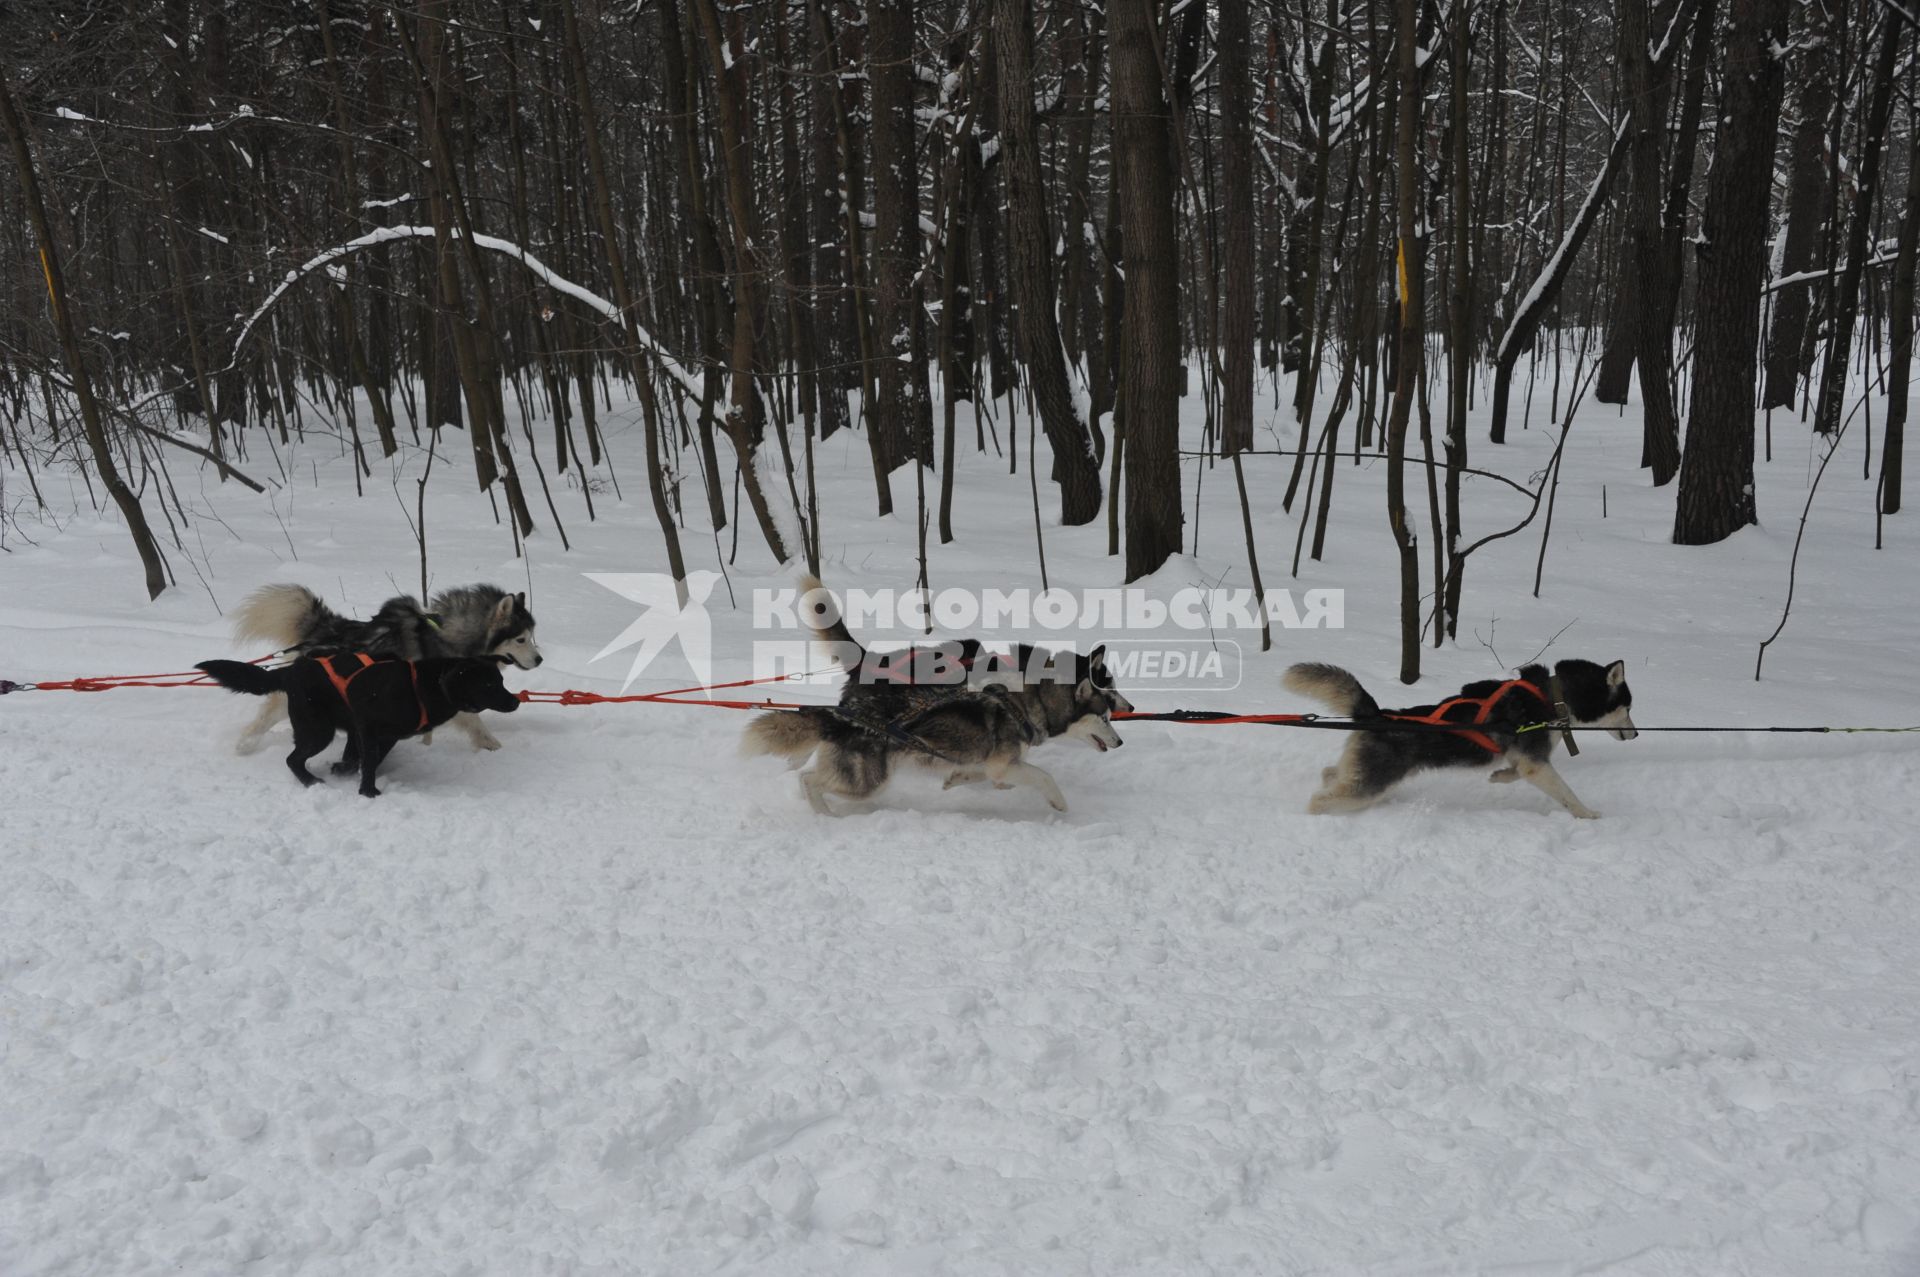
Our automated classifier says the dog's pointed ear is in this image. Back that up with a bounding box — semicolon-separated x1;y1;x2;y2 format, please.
1605;659;1627;688
1088;644;1107;669
514;591;527;609
491;594;516;625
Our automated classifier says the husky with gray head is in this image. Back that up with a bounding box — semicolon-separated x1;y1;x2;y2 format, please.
228;583;541;755
742;576;1132;815
1282;659;1637;819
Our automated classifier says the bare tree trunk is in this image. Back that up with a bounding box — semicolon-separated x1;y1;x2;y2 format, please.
658;0;730;530
1882;91;1920;518
868;0;934;472
810;0;893;514
1488;127;1629;444
558;0;691;592
2;74;168;599
1388;0;1424;682
1111;0;1183;580
692;0;794;563
1618;0;1683;483
1761;0;1843;412
1441;0;1472;635
1810;14;1901;440
1220;0;1257;457
992;0;1103;523
1674;0;1790;544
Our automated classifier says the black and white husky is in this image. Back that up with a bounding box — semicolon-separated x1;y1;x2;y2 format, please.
742;576;1131;815
228;583;540;755
1283;659;1638;819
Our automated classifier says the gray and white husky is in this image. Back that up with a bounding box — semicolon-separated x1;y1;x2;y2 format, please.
227;583;541;755
742;576;1132;815
1283;659;1637;819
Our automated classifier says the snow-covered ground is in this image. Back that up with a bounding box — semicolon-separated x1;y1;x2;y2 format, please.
3;370;1918;1275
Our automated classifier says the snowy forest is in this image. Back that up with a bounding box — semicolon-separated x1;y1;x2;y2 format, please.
4;0;1913;678
5;3;1920;1274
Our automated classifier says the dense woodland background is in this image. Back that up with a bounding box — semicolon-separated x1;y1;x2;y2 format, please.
1;0;1913;681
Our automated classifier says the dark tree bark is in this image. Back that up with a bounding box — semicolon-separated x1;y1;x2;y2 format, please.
1674;0;1791;545
658;0;730;530
1441;0;1472;633
1220;0;1257;457
867;0;934;473
1810;14;1901;440
1618;0;1684;483
1110;0;1182;580
990;0;1098;522
1882;92;1920;517
691;0;794;563
1761;0;1844;413
992;0;1103;524
1388;0;1423;682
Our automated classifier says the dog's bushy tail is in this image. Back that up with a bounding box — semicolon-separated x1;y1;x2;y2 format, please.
232;584;330;651
196;660;289;698
1283;663;1379;717
796;574;864;665
741;709;825;761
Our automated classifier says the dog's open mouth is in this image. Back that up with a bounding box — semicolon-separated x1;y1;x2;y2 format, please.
1091;737;1110;752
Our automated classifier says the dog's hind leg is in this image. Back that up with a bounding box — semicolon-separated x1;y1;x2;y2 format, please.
799;768;837;815
799;745;887;815
451;711;502;751
331;731;363;776
235;692;287;755
1307;739;1387;814
285;721;334;788
1512;756;1600;819
986;759;1069;812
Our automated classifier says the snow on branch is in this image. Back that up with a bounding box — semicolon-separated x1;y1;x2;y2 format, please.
232;225;698;398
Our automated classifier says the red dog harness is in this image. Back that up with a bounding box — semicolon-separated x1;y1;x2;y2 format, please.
314;653;430;733
1385;677;1547;755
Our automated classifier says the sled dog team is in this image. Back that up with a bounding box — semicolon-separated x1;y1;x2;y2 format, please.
200;577;1639;816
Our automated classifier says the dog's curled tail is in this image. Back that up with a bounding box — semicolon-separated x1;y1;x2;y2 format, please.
1283;663;1379;717
796;574;864;665
741;709;825;762
196;660;288;698
232;584;328;651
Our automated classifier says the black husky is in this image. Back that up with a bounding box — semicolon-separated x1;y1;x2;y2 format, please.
198;655;521;797
1283;659;1638;819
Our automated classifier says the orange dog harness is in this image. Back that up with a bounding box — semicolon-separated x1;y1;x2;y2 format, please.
1385;677;1547;754
314;653;429;733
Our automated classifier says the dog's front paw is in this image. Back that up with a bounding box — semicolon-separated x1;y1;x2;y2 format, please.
470;730;503;751
1489;767;1519;784
359;784;382;798
331;758;359;776
1570;805;1601;820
